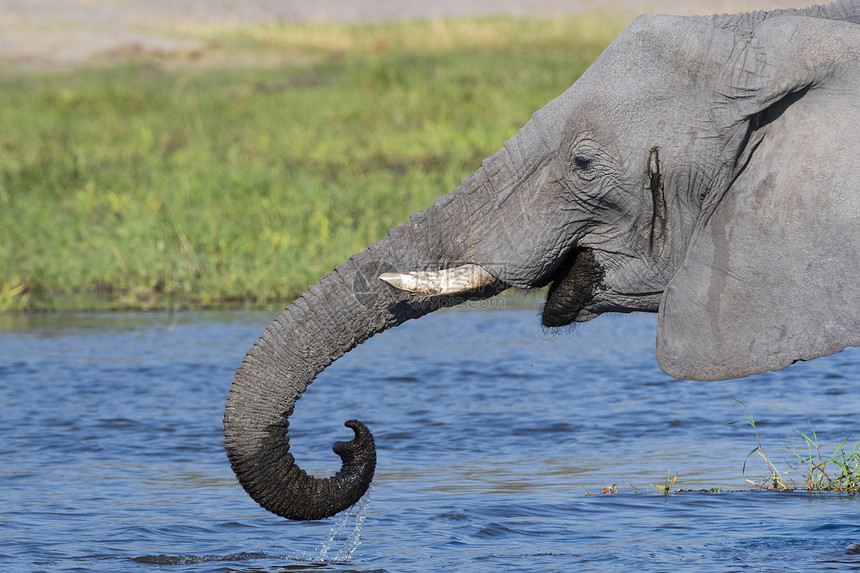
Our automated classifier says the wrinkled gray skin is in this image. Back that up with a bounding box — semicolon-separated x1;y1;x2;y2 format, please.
224;0;860;520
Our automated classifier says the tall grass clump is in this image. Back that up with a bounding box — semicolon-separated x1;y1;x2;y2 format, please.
730;397;860;492
0;15;624;311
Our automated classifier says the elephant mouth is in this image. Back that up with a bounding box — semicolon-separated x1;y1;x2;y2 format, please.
377;252;604;328
541;248;604;327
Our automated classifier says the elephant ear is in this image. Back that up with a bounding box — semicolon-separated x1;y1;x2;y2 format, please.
656;16;860;381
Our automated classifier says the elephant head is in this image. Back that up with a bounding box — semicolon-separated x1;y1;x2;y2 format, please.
224;1;860;520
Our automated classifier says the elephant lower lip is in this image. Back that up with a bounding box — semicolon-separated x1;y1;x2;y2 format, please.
541;248;603;327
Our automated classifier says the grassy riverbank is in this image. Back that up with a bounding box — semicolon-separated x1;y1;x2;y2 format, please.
0;15;624;311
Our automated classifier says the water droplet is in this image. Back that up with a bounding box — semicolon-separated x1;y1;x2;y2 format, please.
318;485;372;563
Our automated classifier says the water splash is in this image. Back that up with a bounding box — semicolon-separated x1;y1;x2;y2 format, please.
318;485;372;563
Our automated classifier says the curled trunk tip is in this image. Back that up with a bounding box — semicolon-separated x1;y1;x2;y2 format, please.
332;419;377;490
224;375;377;520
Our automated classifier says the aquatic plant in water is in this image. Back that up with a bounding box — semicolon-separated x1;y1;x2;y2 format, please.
731;397;860;492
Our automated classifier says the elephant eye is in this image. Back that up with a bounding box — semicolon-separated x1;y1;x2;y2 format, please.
570;153;598;181
572;154;593;170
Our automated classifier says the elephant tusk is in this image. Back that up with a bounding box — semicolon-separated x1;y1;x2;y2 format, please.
379;264;497;296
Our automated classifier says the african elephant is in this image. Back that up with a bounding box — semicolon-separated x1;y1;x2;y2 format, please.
224;0;860;520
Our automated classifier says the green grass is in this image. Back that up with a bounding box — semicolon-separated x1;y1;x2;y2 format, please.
732;397;860;492
585;397;860;496
0;15;624;311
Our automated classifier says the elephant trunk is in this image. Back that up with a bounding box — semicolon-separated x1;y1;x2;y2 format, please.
224;231;509;519
224;79;582;520
225;177;519;520
224;238;500;519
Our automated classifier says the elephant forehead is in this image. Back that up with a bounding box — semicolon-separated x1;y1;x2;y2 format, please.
566;71;690;143
575;14;736;117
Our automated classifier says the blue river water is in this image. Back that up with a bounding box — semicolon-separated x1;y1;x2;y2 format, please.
1;304;859;572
